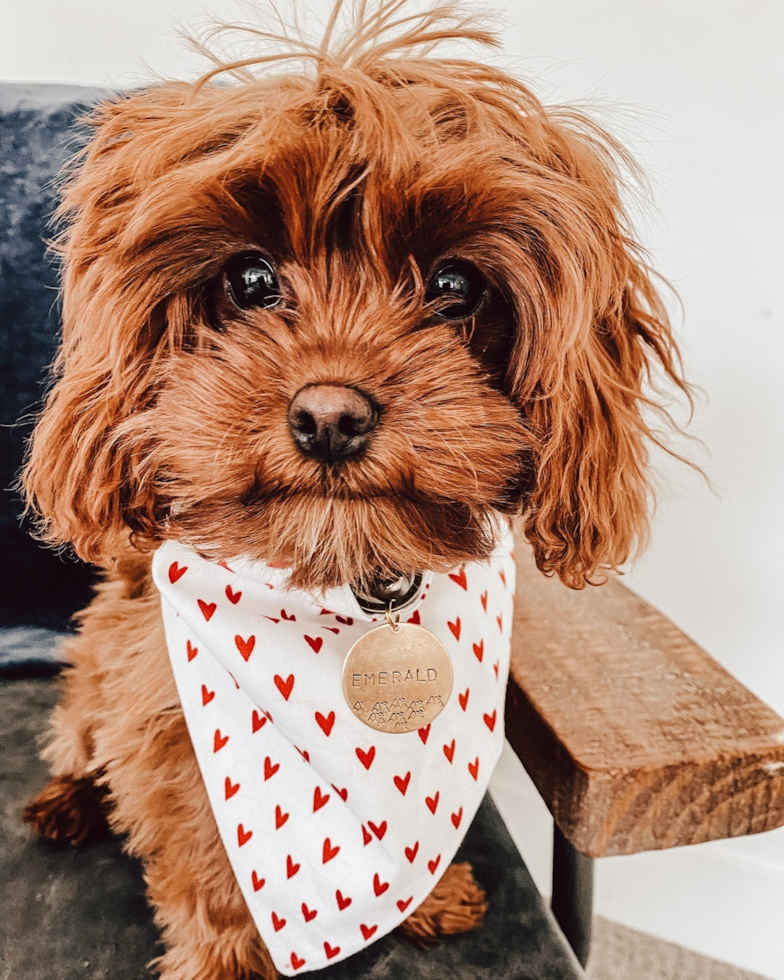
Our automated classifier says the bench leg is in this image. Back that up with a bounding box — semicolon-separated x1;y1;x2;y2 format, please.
551;823;594;967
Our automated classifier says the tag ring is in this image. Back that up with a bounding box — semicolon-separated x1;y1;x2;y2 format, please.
385;601;400;632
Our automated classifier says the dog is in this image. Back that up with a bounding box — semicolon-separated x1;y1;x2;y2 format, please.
20;2;690;977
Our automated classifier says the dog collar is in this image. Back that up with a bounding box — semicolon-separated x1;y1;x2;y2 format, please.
152;523;515;975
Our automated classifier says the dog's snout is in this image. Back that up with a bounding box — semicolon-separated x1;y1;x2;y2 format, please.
287;385;379;462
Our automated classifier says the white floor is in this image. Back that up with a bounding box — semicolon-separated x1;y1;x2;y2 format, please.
489;743;784;980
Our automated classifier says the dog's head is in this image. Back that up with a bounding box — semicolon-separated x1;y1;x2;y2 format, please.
23;3;689;592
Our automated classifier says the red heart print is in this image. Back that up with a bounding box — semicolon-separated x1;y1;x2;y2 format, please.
274;674;295;700
493;660;500;679
404;842;419;863
252;709;267;733
305;635;323;653
315;710;335;736
336;889;352;911
448;617;461;640
286;855;301;879
197;599;216;621
484;709;497;732
235;634;255;661
417;725;431;745
281;609;296;621
301;903;317;923
332;784;348;801
237;824;252;847
443;739;455;763
425;792;440;815
168;561;187;584
468;757;480;781
368;820;387;840
360;923;378;941
496;613;503;631
373;873;389;897
213;729;229;753
322;626;340;634
264;757;280;780
201;685;215;706
271;911;286;932
322;838;340;863
291;952;306;970
313;787;330;812
362;825;372;846
448;567;467;590
472;639;484;662
356;746;376;770
251;870;265;892
186;639;198;661
225;584;242;604
324;942;340;960
335;615;354;625
397;897;413;913
480;590;488;611
275;805;289;830
451;807;463;829
499;568;507;587
458;688;470;711
406;609;421;625
264;616;280;624
394;771;411;795
428;854;441;874
224;777;240;800
263;709;273;722
320;608;333;615
296;746;310;762
218;560;234;572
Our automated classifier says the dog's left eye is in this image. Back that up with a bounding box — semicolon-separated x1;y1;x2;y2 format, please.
425;261;486;319
224;253;282;310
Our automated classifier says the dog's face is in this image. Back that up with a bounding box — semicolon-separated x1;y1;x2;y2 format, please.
24;15;689;592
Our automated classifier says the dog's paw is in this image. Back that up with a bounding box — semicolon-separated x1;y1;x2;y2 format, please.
399;861;487;945
23;774;112;847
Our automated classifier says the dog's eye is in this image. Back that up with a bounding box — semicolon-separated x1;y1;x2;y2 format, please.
425;261;486;319
224;253;281;310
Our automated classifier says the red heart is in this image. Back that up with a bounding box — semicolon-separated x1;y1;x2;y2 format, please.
286;855;300;878
397;897;413;913
320;608;333;615
315;710;335;736
291;952;306;970
296;746;310;762
360;923;378;941
281;609;296;621
201;684;215;706
496;613;503;632
264;616;280;624
484;709;497;732
213;729;229;753
251;870;265;892
301;903;317;923
271;911;286;932
394;771;411;796
472;639;484;662
468;757;480;781
224;776;240;800
336;889;352;911
428;854;441;874
218;560;234;572
322;626;340;634
275;805;289;830
324;942;340;961
313;787;330;812
404;842;419;863
305;635;324;652
493;660;500;679
356;746;376;770
225;584;242;604
264;757;280;781
368;820;387;840
448;617;461;640
443;739;455;763
252;709;267;733
451;807;463;829
417;725;431;745
186;640;198;661
480;590;488;611
322;838;340;863
458;688;470;711
499;569;507;586
197;599;216;621
425;792;440;815
373;873;389;897
406;609;421;625
168;561;187;584
237;824;252;846
448;567;467;590
332;784;348;802
235;634;255;661
362;825;372;846
335;615;354;625
274;674;295;700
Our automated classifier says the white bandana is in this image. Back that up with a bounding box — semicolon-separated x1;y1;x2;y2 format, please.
152;523;515;975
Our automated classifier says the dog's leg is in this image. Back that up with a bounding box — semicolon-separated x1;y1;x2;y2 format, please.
399;861;487;944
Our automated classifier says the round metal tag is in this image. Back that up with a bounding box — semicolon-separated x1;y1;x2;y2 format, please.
342;622;453;734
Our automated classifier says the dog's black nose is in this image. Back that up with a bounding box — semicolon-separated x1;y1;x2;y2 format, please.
287;385;379;462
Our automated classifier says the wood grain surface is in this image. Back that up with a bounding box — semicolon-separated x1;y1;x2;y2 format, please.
504;535;784;857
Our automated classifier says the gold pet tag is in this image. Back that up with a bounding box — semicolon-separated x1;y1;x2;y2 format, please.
342;605;453;734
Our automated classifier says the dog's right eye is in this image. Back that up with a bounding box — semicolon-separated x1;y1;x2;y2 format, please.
224;253;282;310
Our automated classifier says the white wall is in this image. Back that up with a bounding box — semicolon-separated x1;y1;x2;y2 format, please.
3;1;783;976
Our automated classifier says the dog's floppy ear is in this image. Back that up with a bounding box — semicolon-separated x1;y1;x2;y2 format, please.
501;109;691;589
